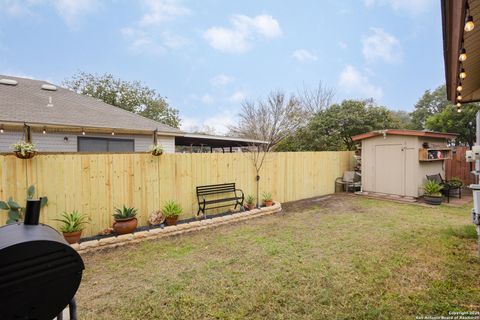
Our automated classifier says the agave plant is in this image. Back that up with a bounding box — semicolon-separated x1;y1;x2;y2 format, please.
162;200;182;217
54;211;90;233
423;180;443;196
262;192;273;202
245;195;255;205
113;206;138;220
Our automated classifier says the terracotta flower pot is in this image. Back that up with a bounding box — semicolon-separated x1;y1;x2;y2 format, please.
245;204;255;211
165;216;179;226
113;217;138;235
263;200;273;207
63;230;82;244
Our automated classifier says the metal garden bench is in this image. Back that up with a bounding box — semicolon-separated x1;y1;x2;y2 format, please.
196;183;244;217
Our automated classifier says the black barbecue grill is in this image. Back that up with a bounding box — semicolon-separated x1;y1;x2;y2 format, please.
0;199;85;320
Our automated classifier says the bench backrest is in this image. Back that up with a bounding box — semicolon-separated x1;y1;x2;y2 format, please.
426;174;444;184
196;183;236;196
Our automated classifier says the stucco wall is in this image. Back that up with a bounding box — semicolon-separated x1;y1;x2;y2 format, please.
0;130;175;153
361;134;446;197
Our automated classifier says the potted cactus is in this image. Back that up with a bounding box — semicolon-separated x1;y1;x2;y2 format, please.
244;195;256;210
262;192;273;207
54;211;90;244
423;181;443;205
11;141;37;159
163;200;182;226
112;205;138;235
149;144;163;156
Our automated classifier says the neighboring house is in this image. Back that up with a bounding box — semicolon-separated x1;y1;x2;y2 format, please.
0;75;263;153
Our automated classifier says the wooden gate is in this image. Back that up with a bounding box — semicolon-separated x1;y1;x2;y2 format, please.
445;146;476;185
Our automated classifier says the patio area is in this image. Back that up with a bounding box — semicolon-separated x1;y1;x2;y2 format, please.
76;195;480;319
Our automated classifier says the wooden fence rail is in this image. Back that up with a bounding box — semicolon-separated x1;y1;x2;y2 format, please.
0;151;354;237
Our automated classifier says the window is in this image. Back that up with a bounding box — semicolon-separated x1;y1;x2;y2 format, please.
77;137;134;153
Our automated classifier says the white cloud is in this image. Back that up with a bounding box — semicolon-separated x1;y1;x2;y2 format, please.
52;0;99;28
365;0;433;15
203;14;282;53
0;0;99;28
338;65;383;100
230;90;247;103
291;49;318;63
201;94;214;104
181;111;237;135
122;0;189;55
210;74;234;87
139;0;190;26
362;28;402;64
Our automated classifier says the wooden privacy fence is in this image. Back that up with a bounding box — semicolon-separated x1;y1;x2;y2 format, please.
0;151;354;237
445;146;475;185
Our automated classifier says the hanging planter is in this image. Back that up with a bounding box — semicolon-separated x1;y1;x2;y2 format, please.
149;130;163;156
11;141;37;160
149;144;164;156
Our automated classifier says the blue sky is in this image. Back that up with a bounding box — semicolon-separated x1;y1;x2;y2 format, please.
0;0;444;133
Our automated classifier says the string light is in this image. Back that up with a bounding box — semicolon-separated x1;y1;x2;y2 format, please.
465;15;475;32
457;107;462;113
111;131;115;136
0;126;3;134
457;102;462;107
465;2;475;32
457;83;463;92
42;127;46;134
81;128;85;135
459;67;467;79
459;48;467;61
457;94;463;101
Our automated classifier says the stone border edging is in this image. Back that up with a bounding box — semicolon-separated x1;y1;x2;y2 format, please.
72;202;282;254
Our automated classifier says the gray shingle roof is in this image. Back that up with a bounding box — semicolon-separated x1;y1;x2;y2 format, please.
0;75;182;134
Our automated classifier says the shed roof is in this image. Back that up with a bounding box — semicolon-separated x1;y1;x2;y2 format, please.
352;129;458;141
0;75;182;135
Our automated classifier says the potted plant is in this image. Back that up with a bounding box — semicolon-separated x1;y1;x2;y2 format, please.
163;200;182;226
423;181;443;205
11;141;37;159
149;144;163;156
262;192;273;207
445;177;462;197
244;195;255;210
54;211;90;244
112;205;138;235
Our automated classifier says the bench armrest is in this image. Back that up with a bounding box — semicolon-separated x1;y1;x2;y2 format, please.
235;188;244;200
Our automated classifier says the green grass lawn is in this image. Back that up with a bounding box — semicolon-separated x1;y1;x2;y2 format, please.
76;195;480;320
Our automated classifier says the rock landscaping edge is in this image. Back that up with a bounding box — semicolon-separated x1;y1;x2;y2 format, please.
72;202;282;255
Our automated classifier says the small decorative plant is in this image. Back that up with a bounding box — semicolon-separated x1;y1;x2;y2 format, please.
54;211;90;244
245;195;255;210
11;141;37;159
446;177;462;188
163;200;182;226
423;181;443;205
148;210;165;226
423;181;443;196
262;192;273;207
112;205;138;235
113;206;138;221
149;144;164;156
0;185;47;224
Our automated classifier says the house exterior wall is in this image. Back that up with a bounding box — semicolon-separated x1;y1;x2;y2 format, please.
361;135;446;197
0;130;175;153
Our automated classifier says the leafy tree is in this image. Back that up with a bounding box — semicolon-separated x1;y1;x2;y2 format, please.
63;72;181;128
390;110;413;129
275;100;400;151
425;104;480;148
410;85;449;129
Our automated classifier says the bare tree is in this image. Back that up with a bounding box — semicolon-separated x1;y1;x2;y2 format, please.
230;90;303;207
297;81;335;116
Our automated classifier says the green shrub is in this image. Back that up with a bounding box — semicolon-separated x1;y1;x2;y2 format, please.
163;200;182;217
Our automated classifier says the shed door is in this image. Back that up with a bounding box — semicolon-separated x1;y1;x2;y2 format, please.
374;144;405;196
